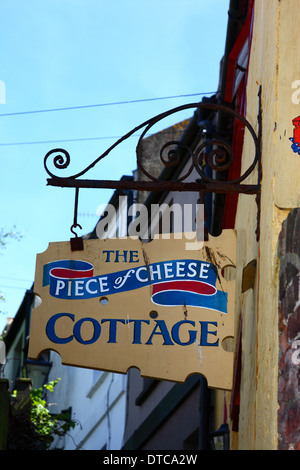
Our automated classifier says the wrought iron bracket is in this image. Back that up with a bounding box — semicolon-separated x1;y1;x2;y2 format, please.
44;97;262;242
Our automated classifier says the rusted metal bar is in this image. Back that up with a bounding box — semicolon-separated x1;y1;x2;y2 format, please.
44;100;262;242
47;177;260;195
44;102;260;189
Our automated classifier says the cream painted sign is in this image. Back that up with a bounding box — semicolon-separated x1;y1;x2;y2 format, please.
28;231;236;390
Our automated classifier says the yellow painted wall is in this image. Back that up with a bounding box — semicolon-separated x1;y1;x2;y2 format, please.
229;0;300;449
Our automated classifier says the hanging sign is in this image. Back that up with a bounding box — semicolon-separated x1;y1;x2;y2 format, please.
28;230;236;390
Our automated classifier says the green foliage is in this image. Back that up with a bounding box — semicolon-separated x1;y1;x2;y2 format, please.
30;379;77;449
9;379;77;450
0;226;22;249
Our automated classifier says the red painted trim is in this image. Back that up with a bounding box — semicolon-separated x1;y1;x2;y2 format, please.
222;0;255;230
224;0;254;103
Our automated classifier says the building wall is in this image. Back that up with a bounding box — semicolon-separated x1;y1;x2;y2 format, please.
136;119;190;204
3;320;26;387
123;372;207;450
49;353;126;450
231;0;300;449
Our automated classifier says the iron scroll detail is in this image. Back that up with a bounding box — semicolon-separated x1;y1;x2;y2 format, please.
44;102;261;191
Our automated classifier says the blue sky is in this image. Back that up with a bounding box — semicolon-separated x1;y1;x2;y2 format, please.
0;0;229;333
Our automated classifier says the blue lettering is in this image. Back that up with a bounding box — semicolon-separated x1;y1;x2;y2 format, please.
73;317;101;345
46;312;74;344
145;319;174;345
115;250;127;263
129;250;139;263
171;320;197;346
127;319;150;344
103;250;140;263
101;319;126;343
45;315;220;348
199;321;219;346
103;250;114;262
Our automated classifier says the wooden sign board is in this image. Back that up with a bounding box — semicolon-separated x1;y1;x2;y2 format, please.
28;231;236;390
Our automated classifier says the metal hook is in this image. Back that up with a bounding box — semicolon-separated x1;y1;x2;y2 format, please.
70;187;83;250
70;188;81;236
70;223;83;238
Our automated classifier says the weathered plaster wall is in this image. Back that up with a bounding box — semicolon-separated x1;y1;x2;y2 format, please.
231;0;300;449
